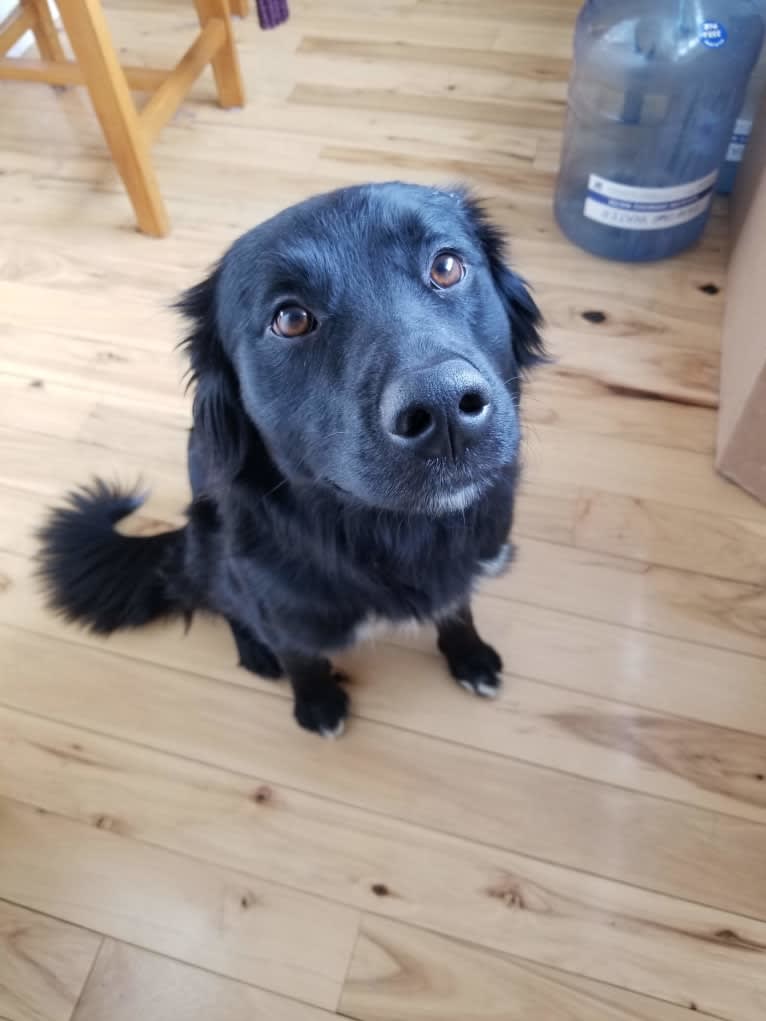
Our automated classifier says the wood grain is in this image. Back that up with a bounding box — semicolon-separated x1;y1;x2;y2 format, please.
0;798;358;1010
515;482;766;585
2;706;766;1021
341;916;716;1021
486;536;766;658
0;899;101;1021
3;549;766;826
2;624;766;924
72;939;334;1021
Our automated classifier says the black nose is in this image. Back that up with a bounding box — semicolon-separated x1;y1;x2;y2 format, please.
381;359;493;460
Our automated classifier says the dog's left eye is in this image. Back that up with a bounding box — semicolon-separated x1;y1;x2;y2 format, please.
272;305;316;338
430;251;465;289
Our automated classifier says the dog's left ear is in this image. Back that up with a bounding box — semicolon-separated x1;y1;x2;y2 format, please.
176;266;251;483
463;196;546;370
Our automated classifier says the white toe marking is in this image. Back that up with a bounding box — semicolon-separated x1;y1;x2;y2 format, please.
320;719;346;739
458;678;500;698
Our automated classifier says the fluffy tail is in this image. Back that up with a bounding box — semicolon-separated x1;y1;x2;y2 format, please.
37;481;188;634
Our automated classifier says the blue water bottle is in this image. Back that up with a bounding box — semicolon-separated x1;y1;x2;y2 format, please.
555;1;765;261
718;2;766;193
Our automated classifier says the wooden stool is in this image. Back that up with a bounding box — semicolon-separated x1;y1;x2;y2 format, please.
0;0;246;236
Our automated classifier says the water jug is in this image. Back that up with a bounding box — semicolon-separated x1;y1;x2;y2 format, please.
718;2;766;193
555;0;765;261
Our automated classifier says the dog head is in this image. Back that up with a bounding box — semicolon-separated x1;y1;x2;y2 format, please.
179;183;544;514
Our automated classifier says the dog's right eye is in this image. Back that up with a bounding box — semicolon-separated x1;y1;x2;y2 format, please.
272;306;316;338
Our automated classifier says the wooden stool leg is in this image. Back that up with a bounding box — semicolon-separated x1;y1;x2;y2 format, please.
56;0;169;236
229;0;249;16
194;0;245;108
23;0;66;62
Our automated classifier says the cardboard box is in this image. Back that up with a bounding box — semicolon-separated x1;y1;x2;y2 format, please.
716;94;766;504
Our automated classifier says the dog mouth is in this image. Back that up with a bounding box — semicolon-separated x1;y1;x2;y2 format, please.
426;481;485;513
320;464;492;516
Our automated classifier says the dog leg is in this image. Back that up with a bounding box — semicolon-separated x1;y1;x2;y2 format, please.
228;619;283;679
281;652;350;737
437;605;503;698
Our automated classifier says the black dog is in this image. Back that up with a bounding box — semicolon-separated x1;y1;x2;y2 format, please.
38;183;544;737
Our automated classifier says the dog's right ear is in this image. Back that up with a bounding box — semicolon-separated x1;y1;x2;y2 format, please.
176;266;250;482
459;193;546;373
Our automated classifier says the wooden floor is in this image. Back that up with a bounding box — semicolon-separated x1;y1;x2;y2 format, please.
1;1;766;1019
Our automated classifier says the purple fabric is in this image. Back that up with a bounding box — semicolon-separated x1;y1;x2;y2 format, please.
256;0;289;29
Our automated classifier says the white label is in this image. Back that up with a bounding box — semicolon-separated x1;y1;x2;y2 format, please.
583;170;718;231
726;117;752;163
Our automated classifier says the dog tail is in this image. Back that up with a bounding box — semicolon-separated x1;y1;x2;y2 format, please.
37;480;189;634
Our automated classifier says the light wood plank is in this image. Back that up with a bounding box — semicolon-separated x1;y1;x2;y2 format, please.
524;371;718;454
0;798;358;1011
0;377;190;457
524;423;755;518
0;429;188;508
297;35;572;78
3;548;766;826
0;899;101;1021
285;9;575;57
0;332;187;410
537;282;724;350
341;916;713;1021
1;623;766;923
0;281;181;353
293;52;570;108
543;332;720;408
289;82;567;131
515;481;766;585
512;232;728;306
487;536;766;658
73;939;333;1021
462;592;766;733
3;707;766;1021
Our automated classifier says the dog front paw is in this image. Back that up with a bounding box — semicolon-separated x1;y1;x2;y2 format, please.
294;673;350;737
445;641;503;699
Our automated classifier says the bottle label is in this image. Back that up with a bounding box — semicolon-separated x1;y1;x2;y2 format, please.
583;171;718;231
726;118;752;162
700;20;728;47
